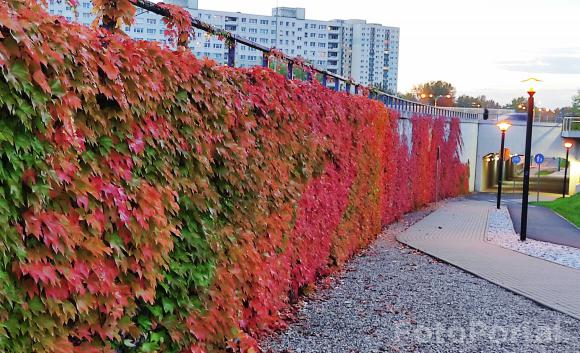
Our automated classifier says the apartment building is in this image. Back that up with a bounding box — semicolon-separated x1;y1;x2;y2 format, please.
46;0;399;92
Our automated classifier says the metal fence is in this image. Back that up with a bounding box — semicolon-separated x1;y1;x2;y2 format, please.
130;0;479;121
562;117;580;138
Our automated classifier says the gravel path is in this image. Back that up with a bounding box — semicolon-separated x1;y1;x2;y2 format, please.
260;205;580;353
487;208;580;270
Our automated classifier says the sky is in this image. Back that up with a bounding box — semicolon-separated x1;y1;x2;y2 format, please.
195;0;580;108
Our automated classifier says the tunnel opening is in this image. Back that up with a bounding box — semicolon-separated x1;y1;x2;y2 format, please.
481;153;570;194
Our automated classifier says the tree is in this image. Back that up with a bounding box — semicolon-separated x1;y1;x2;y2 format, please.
572;90;580;115
504;97;527;112
456;95;501;109
411;81;456;107
555;107;575;118
398;91;418;102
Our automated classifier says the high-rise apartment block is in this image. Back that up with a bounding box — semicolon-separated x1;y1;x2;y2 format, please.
47;0;399;92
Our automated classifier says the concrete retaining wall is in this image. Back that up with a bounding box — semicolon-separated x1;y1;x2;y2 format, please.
459;119;579;195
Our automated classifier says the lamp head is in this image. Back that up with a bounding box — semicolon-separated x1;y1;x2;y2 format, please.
496;121;512;132
564;142;573;149
521;77;542;94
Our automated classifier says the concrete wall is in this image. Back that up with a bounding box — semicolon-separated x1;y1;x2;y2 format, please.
459;121;479;192
571;147;580;193
395;117;578;195
462;119;579;195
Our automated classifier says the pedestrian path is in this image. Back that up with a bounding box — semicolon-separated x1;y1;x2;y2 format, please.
397;199;580;320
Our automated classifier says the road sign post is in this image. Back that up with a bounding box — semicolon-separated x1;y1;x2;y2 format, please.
534;154;545;202
512;155;521;194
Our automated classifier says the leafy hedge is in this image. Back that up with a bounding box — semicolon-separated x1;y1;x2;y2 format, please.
0;1;468;352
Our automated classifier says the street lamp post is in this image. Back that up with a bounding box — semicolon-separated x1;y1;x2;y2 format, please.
420;93;452;107
563;142;573;198
496;121;512;209
520;78;541;242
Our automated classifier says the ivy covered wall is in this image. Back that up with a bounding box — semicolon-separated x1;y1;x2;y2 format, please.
0;1;468;352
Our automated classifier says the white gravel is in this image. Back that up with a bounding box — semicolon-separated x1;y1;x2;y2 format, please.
485;208;580;270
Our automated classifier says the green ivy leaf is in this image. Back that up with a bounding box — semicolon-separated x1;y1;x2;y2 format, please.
9;60;30;83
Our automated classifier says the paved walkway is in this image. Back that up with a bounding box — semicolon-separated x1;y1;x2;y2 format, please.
509;204;580;249
397;199;580;321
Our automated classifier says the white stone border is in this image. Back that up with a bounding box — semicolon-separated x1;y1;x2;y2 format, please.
485;208;580;270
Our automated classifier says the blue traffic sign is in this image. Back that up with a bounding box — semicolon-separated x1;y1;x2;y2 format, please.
511;155;521;164
534;153;545;165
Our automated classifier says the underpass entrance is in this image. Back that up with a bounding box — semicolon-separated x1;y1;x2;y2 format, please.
481;153;570;194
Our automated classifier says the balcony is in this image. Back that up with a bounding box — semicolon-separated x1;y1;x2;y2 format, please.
562;117;580;138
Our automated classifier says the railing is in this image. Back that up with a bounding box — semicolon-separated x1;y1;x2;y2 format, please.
130;0;479;121
562;117;580;138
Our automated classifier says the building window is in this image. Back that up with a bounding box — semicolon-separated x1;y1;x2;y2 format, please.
82;2;90;8
260;19;268;25
147;29;156;34
134;28;144;33
147;19;156;24
214;43;222;49
249;28;257;33
249;18;257;24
